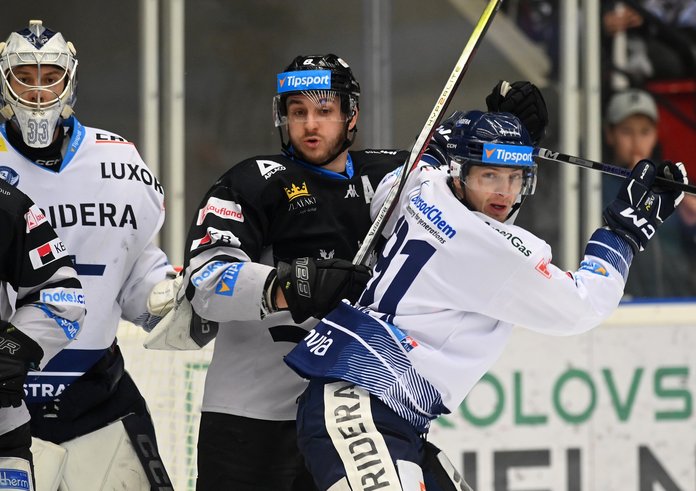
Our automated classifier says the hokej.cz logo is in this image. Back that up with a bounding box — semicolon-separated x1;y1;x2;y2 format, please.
192;261;226;287
41;288;86;307
285;182;311;201
197;197;244;225
482;143;534;166
29;238;68;270
277;70;331;93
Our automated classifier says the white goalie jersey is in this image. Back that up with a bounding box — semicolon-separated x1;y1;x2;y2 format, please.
286;162;633;431
0;116;173;404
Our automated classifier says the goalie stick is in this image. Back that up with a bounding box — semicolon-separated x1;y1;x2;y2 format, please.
352;0;504;266
534;148;696;196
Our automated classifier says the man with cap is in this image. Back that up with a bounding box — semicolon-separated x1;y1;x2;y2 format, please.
603;88;695;298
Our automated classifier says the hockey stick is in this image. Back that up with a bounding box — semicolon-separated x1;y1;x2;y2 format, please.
353;0;504;266
534;148;696;196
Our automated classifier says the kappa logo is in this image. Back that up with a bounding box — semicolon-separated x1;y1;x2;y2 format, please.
256;159;286;179
29;238;68;270
344;184;360;199
319;249;335;259
25;204;48;232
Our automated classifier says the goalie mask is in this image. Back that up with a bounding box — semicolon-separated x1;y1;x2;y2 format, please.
446;110;537;221
0;20;78;148
273;53;360;165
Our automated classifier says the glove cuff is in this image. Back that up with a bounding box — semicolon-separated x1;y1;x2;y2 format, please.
0;323;44;369
261;270;280;318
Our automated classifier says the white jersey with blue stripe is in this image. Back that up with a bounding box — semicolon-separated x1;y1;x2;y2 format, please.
0;117;173;403
286;162;632;430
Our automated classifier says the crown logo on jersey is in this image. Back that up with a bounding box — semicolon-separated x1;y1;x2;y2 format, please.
284;182;310;200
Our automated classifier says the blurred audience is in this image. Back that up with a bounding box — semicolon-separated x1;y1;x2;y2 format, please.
603;88;696;298
602;0;696;89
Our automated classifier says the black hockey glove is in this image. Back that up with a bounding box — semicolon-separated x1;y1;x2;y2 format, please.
276;258;372;324
486;80;548;145
0;321;43;408
603;160;687;253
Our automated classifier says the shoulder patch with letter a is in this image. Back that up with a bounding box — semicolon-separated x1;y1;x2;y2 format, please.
256;159;286;179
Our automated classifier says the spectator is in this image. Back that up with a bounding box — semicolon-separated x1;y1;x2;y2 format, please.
602;0;696;88
603;88;695;298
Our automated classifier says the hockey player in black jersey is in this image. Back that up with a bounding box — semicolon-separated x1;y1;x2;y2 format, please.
158;52;548;490
0;179;85;490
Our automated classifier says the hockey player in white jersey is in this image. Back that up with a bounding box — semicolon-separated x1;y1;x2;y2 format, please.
285;110;688;490
0;20;175;489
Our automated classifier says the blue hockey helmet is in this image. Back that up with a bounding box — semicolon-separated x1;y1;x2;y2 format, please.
446;110;537;198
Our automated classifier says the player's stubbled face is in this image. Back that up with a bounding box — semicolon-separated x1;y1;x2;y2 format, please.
286;94;349;165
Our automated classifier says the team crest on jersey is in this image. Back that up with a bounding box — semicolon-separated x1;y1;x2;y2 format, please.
197;197;244;225
24;204;48;232
0;166;19;186
256;159;286;179
285;182;317;213
29;238;68;270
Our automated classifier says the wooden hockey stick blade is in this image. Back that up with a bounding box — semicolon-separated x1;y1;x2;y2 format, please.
534;147;696;196
353;0;504;266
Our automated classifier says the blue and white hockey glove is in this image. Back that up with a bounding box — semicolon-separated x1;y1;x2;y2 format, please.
603;160;687;253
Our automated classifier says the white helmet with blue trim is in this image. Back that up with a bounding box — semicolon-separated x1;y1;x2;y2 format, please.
0;20;78;148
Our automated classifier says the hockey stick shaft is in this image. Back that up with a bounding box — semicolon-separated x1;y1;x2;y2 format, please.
353;0;503;266
534;148;696;195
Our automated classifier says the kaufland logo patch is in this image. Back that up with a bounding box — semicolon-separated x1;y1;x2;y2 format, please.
482;143;534;166
24;204;48;232
29;238;68;270
197;197;244;225
277;70;331;93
